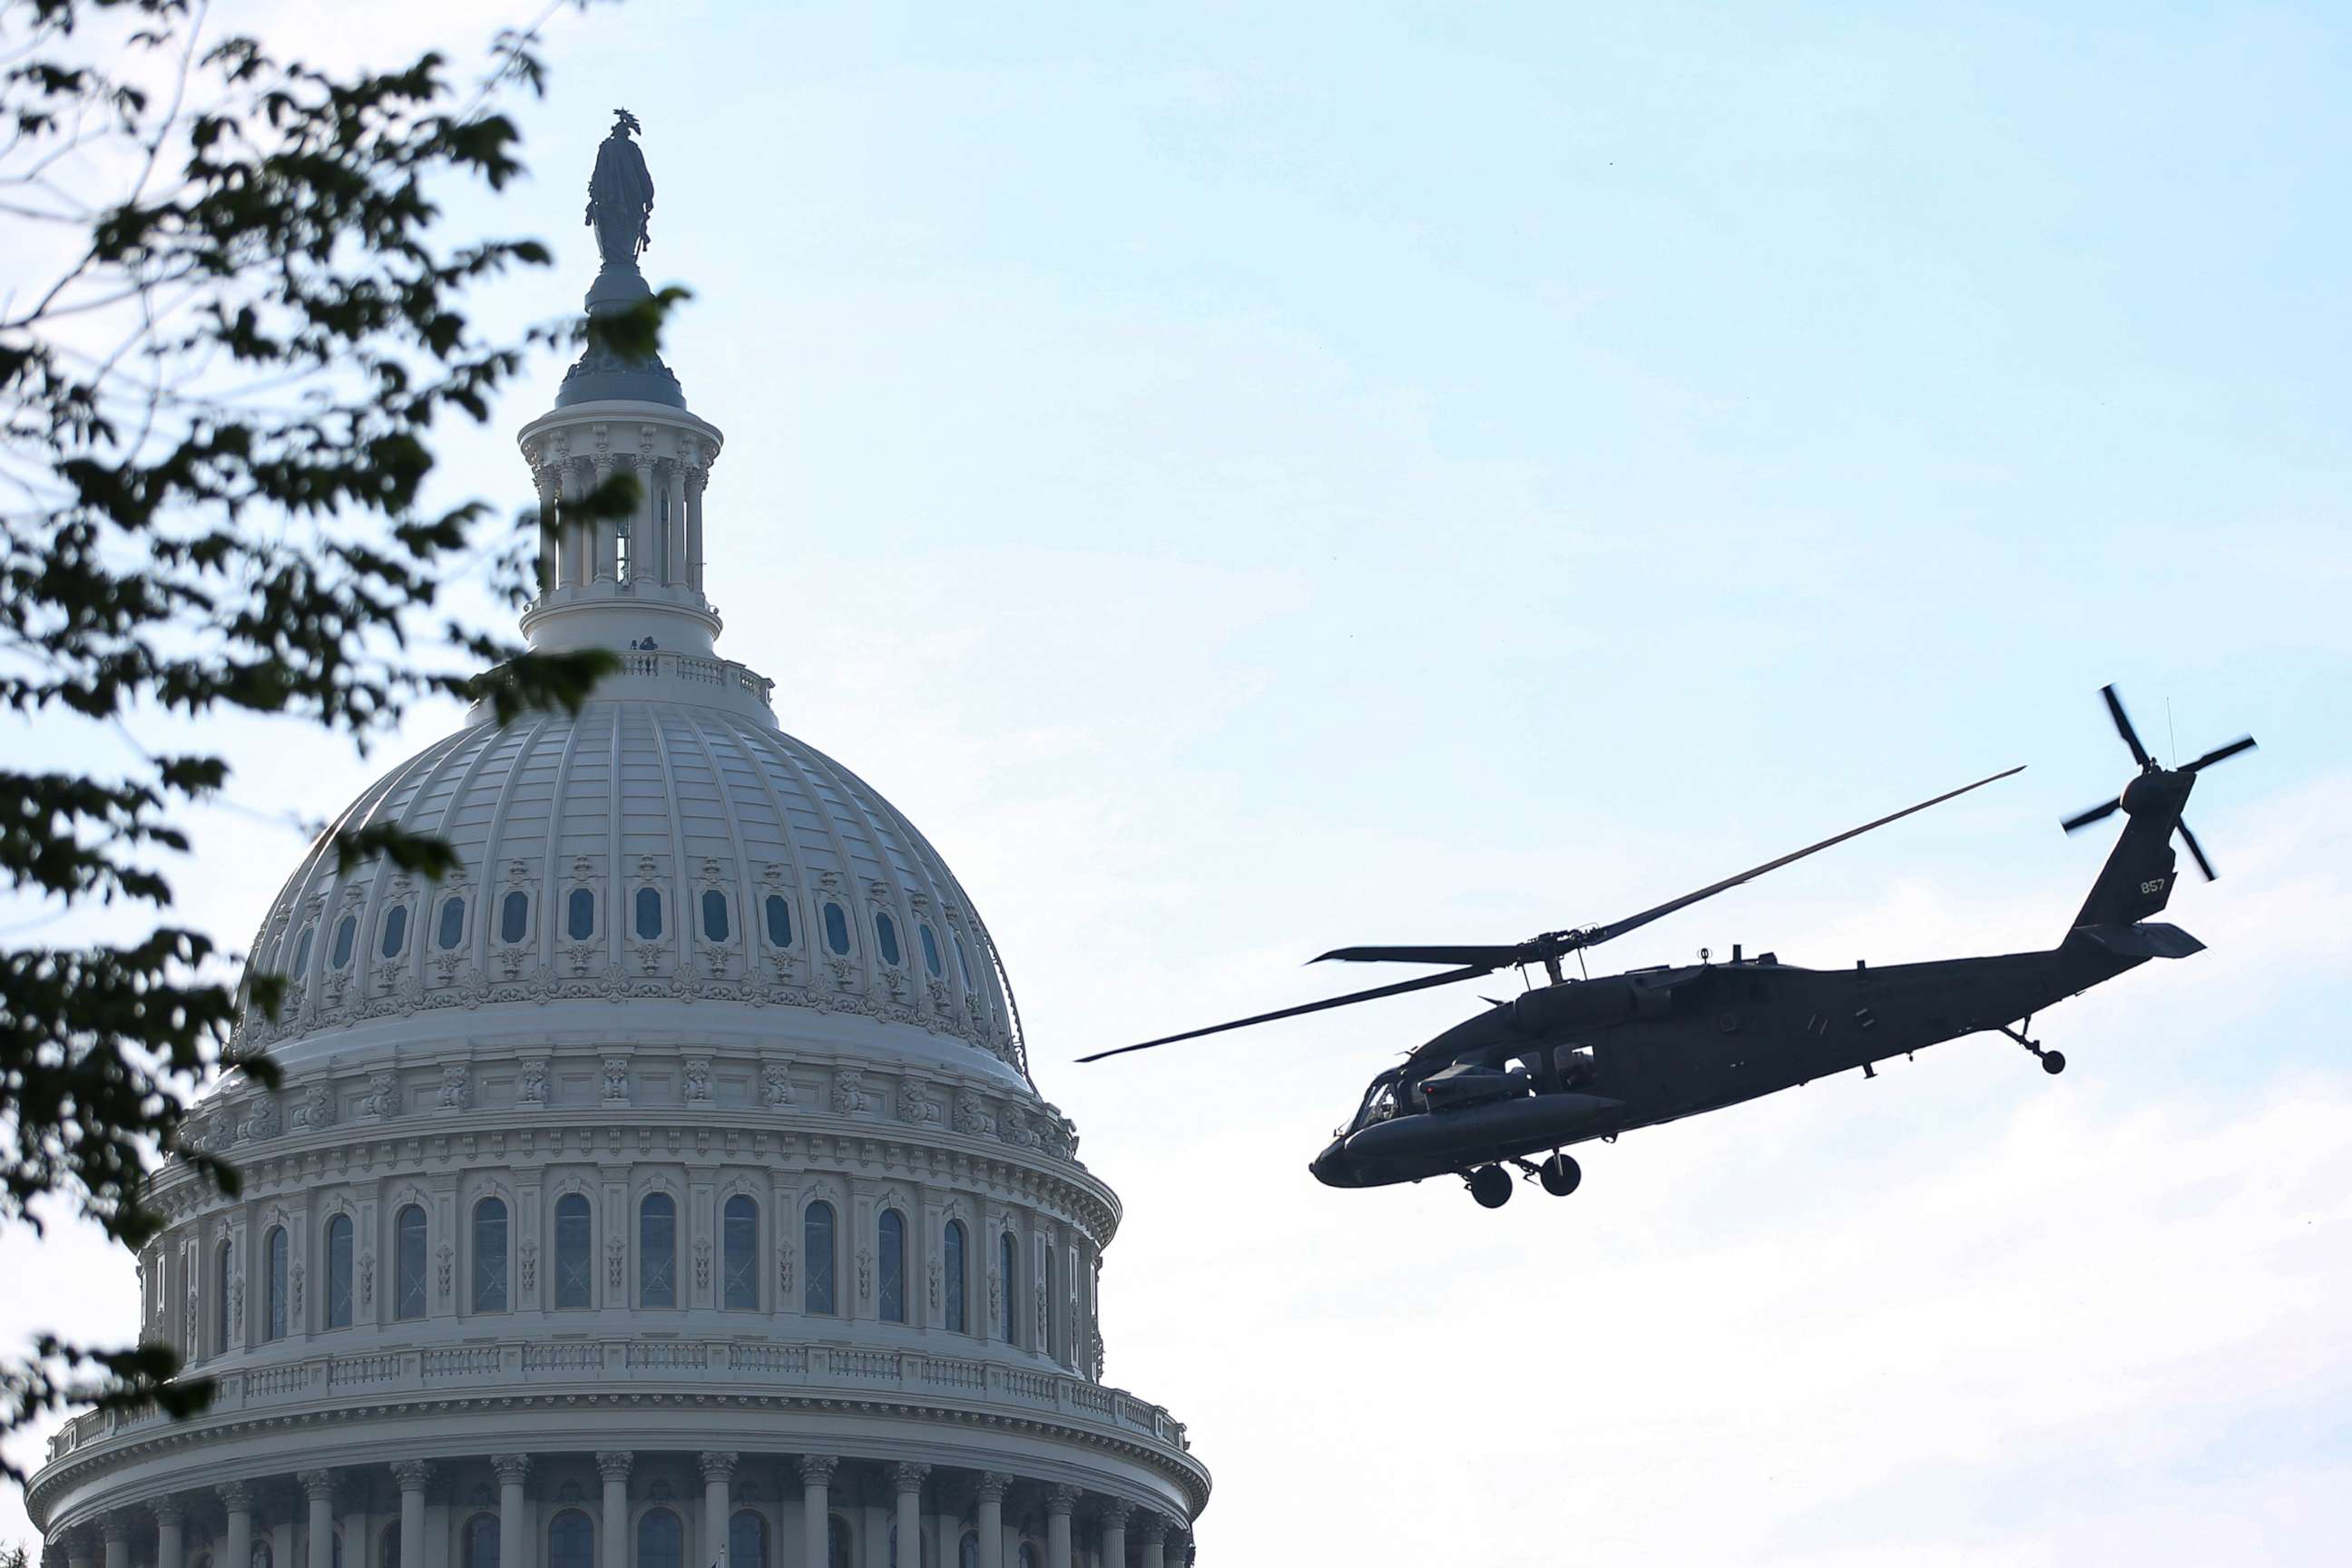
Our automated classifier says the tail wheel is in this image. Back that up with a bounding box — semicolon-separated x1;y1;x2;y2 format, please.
2042;1050;2067;1075
1468;1164;1513;1208
1539;1153;1582;1197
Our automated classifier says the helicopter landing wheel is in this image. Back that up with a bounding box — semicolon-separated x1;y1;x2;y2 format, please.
1467;1164;1513;1209
1538;1153;1582;1197
2042;1050;2067;1075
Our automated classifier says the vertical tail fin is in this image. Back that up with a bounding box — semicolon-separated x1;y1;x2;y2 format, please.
2069;778;2190;931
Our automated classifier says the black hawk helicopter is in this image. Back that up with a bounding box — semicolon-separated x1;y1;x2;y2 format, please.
1083;686;2255;1208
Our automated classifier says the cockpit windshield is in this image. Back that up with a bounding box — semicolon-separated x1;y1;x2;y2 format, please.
1344;1076;1400;1135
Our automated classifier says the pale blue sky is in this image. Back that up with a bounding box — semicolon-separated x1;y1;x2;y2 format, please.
5;2;2349;1561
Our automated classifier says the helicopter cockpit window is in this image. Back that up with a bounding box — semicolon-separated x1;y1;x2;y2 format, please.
1348;1080;1399;1133
1554;1044;1598;1089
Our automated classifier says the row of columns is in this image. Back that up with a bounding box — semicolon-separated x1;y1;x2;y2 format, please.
59;1455;1187;1568
532;454;707;596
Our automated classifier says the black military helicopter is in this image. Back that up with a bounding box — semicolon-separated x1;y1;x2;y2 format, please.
1083;687;2255;1207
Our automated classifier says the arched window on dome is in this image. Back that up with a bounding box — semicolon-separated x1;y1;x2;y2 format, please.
877;1209;906;1324
461;1514;498;1568
804;1200;836;1317
1016;1545;1039;1568
826;1517;853;1568
330;1526;344;1568
943;1220;967;1334
379;903;408;959
566;887;595;941
957;1532;979;1568
919;924;943;979
821;902;850;956
324;1213;354;1328
763;895;793;948
874;912;903;968
213;1237;233;1354
999;1230;1020;1346
635;887;663;940
251;1544;272;1568
554;1193;593;1308
263;1225;288;1340
722;1195;758;1310
635;1509;681;1568
728;1511;765;1568
498;890;529;945
330;913;358;969
546;1511;593;1568
952;930;976;990
394;1205;427;1321
288;923;315;978
436;896;466;952
702;888;730;944
379;1523;400;1568
639;1192;677;1308
472;1197;508;1313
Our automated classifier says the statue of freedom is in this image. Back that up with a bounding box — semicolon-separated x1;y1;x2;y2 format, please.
585;109;654;270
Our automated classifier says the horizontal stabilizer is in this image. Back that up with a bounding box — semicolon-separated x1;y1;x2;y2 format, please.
2073;923;2205;960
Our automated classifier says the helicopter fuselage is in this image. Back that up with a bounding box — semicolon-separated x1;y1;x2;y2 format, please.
1308;928;2185;1190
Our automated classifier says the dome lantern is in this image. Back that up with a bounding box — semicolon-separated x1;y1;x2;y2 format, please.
520;112;725;660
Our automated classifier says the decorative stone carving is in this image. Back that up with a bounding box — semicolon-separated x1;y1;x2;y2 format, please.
987;1268;1001;1328
360;1071;400;1120
299;1468;337;1502
436;1243;454;1298
954;1092;994;1138
1044;1484;1081;1516
595;1452;632;1483
682;1057;712;1102
974;1473;1012;1504
831;1068;868;1115
856;1249;872;1302
392;1460;433;1493
217;1480;253;1511
289;1263;304;1316
358;1252;375;1308
564;941;596;977
518;1240;538;1296
437;1063;472;1111
697;1451;737;1483
517;1059;549;1105
692;1237;711;1292
293;1081;337;1130
491;1454;531;1486
776;1243;794;1295
1000;1108;1039;1150
796;1454;838;1487
895;1078;938;1125
241;1094;280;1142
606;1234;625;1289
886;1461;930;1494
927;1260;941;1313
760;1062;794;1107
602;1056;631;1103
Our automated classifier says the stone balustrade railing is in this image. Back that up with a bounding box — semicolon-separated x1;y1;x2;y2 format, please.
44;1339;1190;1462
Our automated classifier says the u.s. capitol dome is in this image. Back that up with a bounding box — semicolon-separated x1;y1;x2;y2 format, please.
28;121;1208;1568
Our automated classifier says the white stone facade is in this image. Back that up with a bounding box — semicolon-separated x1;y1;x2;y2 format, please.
27;188;1207;1568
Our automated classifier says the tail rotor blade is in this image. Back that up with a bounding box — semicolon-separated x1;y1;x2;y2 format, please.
2176;819;2217;881
2063;799;2122;833
2102;684;2151;768
2187;735;2257;773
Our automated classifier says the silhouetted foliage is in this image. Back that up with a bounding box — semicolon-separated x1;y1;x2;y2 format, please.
0;0;647;1474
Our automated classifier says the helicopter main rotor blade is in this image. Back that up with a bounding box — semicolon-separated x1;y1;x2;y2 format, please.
1077;963;1495;1063
1311;944;1521;968
2102;684;2151;769
1573;764;2027;952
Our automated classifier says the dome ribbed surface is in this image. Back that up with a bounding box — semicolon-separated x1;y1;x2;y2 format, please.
241;694;1025;1077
